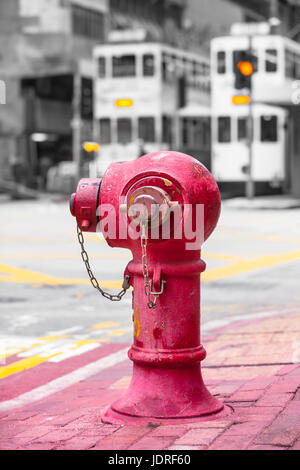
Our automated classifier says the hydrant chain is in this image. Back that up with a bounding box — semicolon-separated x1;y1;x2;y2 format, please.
77;225;130;301
141;222;166;309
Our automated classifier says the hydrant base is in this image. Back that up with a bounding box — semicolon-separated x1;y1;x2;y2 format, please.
101;404;232;426
101;363;227;425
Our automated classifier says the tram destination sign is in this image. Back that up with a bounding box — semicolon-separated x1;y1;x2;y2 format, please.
230;22;270;37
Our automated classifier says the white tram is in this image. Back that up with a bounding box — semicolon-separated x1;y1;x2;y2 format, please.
93;40;210;175
210;34;300;190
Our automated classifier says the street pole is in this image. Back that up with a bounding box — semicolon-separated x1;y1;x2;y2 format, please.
72;65;82;182
246;34;255;199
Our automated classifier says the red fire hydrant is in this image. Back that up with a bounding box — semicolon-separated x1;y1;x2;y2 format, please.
70;151;228;424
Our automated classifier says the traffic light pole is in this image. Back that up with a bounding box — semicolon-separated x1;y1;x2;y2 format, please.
72;65;82;182
246;34;255;199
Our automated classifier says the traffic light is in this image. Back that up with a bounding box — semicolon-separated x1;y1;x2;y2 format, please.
233;50;255;91
81;77;93;120
83;141;99;153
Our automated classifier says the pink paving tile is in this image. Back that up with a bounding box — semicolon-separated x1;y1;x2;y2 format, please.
254;413;300;447
128;436;175;450
248;445;288;450
173;427;224;447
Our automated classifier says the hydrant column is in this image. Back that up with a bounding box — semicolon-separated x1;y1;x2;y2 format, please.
107;249;223;421
98;151;225;424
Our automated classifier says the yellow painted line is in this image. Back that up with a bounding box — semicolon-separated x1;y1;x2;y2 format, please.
0;262;122;288
88;322;120;331
0;253;129;260
202;252;243;262
0;235;105;243
202;304;245;312
1;249;300;286
70;340;100;349
0;354;61;379
253;234;300;244
107;329;130;337
109;376;131;390
216;228;300;244
202;250;300;283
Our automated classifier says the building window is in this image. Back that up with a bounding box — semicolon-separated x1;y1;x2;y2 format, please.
265;49;277;72
238;117;247;141
112;55;136;77
261;116;277;142
217;51;226;74
98;57;106;78
72;5;105;40
117;118;132;143
143;54;155;76
99;118;111;144
138;117;155;142
218;117;231;143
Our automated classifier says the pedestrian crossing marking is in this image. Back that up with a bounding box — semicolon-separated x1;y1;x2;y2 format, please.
0;322;131;377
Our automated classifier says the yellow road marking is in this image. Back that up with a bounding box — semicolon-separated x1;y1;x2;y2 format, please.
1;249;300;286
0;253;129;260
202;250;300;282
0;262;122;288
202;304;244;312
107;329;130;337
88;322;120;331
0;354;61;379
0;235;105;243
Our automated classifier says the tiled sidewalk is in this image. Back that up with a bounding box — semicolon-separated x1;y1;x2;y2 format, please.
0;312;299;450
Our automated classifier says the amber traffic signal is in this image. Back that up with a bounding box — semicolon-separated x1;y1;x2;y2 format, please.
234;50;255;90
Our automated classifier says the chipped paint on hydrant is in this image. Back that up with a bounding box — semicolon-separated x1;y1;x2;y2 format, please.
70;151;230;425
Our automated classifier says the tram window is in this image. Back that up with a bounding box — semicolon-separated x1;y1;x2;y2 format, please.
162;53;175;82
218;117;231;143
217;51;226;74
112;55;136;77
238;118;247;141
181;118;189;145
295;54;300;79
162;115;173;145
203;118;211;148
99;118;111;144
143;54;155;76
265;49;277;72
98;57;106;78
285;49;295;78
193;119;203;148
117;118;132;144
138;117;155;142
260;115;277;142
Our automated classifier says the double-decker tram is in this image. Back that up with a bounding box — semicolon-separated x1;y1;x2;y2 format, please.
93;39;210;175
210;34;300;193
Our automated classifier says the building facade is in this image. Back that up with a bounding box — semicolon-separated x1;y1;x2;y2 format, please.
0;0;108;188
